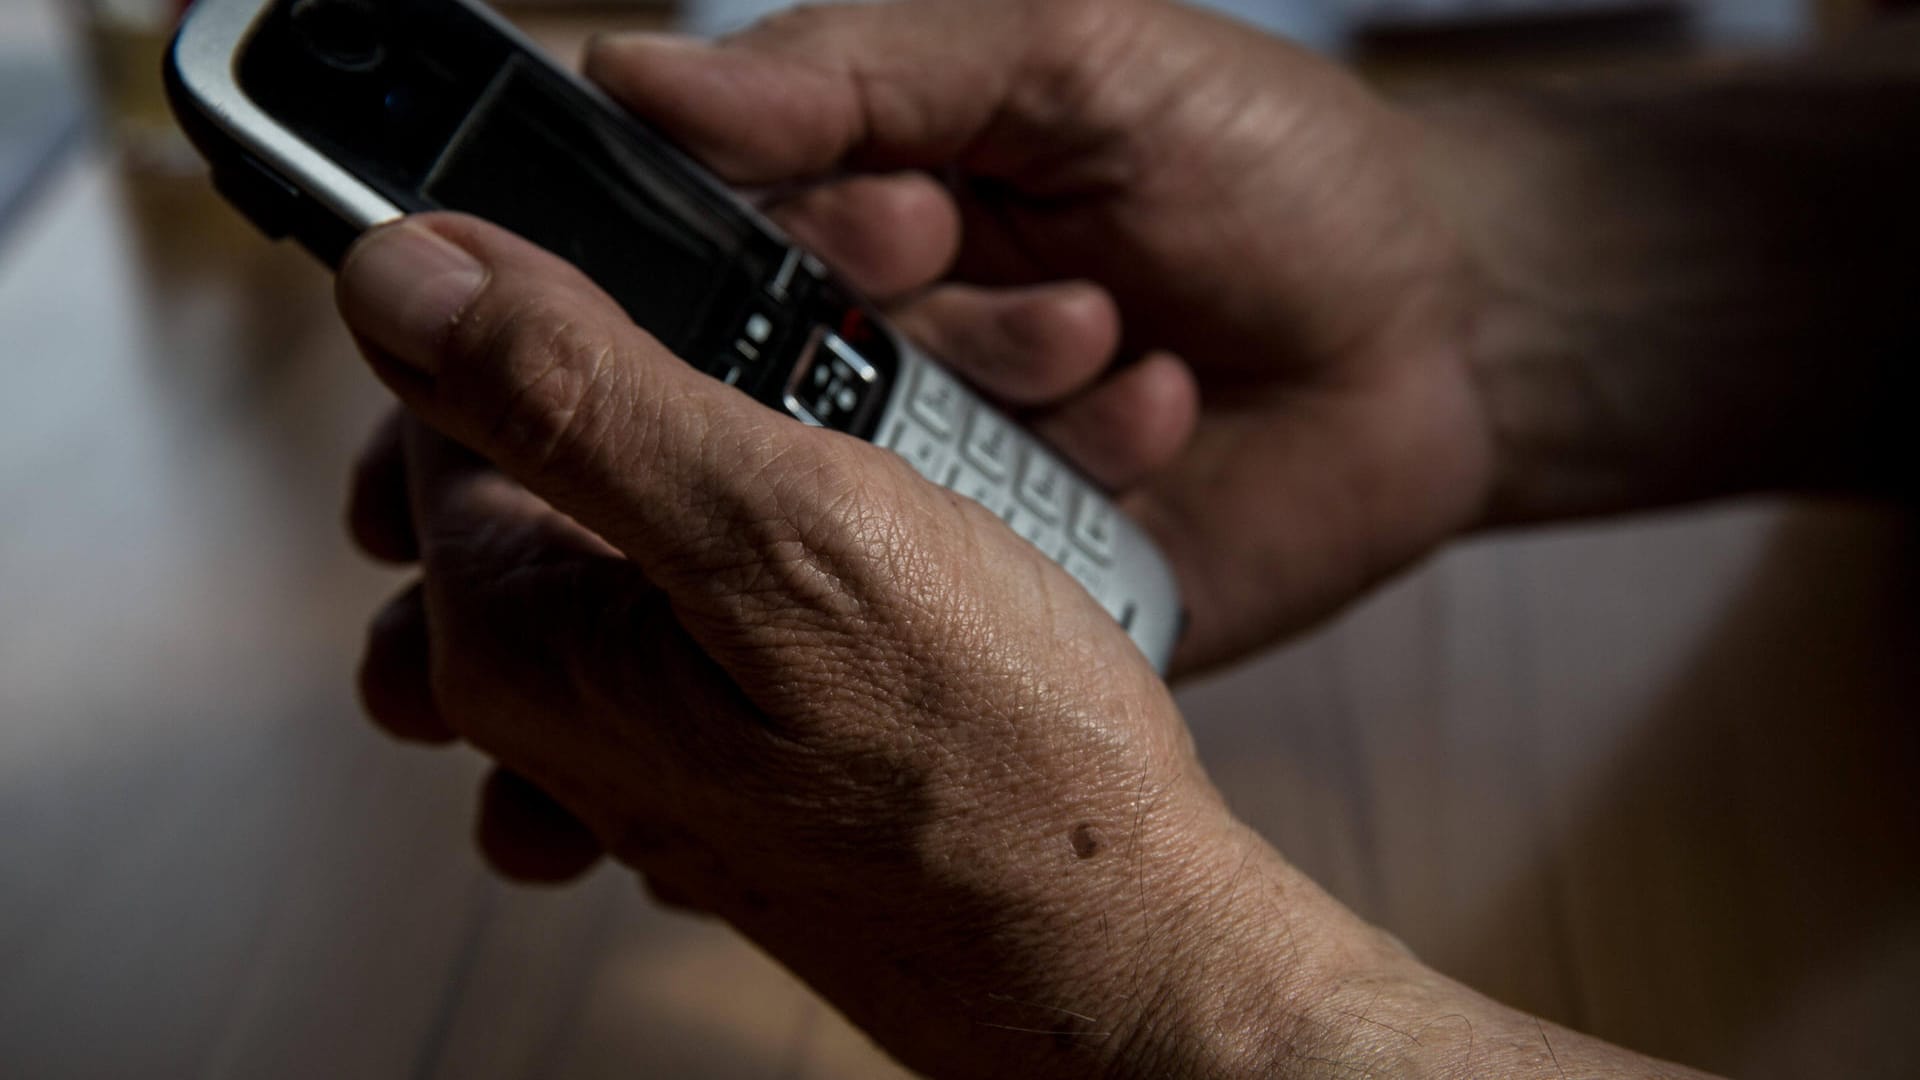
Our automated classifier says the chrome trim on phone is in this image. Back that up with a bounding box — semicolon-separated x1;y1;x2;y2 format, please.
174;0;785;239
173;0;402;230
780;327;829;427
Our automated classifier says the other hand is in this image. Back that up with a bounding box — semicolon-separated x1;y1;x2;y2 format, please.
583;0;1497;673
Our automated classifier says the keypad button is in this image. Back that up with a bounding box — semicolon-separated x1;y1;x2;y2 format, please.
731;307;783;370
908;360;966;437
1061;548;1112;605
787;332;880;431
884;417;951;483
1016;452;1070;523
944;458;1006;514
1002;503;1062;554
962;409;1016;481
1070;492;1117;564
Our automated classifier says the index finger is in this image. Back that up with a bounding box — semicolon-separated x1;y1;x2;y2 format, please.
581;0;1125;184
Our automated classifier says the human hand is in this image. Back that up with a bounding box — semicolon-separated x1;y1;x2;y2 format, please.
582;0;1498;673
335;210;1385;1075
332;163;1717;1080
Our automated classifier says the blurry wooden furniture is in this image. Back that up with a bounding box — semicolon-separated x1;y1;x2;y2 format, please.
0;6;1915;1079
1353;0;1896;89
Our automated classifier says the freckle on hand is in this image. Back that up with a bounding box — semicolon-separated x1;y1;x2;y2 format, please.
1069;823;1105;860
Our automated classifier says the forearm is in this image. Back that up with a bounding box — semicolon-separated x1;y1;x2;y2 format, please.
1420;22;1920;525
1036;840;1715;1079
1154;860;1718;1079
1290;960;1717;1079
735;805;1714;1079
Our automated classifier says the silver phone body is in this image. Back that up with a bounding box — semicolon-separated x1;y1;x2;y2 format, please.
169;0;1184;671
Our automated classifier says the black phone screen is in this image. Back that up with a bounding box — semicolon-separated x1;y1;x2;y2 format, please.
421;57;736;349
224;0;897;433
235;0;773;356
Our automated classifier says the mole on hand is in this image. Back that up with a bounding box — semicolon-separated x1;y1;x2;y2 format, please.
1069;823;1105;860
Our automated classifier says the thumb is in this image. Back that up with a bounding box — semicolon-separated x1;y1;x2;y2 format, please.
335;212;924;637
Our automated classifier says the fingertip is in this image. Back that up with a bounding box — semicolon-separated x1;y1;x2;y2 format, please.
476;768;606;885
895;281;1122;406
1128;351;1203;455
579;28;626;80
1034;351;1200;491
346;410;419;564
584;31;848;183
639;874;711;915
766;172;962;299
583;30;709;88
999;281;1121;374
358;582;459;745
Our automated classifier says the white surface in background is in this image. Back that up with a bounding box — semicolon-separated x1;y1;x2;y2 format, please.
0;0;59;49
1689;0;1808;40
681;0;1810;49
679;0;1348;46
1349;0;1667;17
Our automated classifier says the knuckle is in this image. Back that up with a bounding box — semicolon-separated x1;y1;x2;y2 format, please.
1022;0;1134;77
690;450;887;625
419;527;594;741
999;0;1150;187
461;294;632;482
703;451;1016;712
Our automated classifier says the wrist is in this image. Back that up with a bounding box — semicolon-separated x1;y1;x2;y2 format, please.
1082;817;1465;1080
720;786;1367;1078
1110;826;1357;1077
1128;858;1718;1079
1413;72;1920;526
1410;92;1687;527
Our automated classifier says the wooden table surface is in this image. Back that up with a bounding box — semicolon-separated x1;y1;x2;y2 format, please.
2;30;1918;1080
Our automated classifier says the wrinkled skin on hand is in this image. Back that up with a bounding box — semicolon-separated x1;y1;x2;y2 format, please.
339;1;1515;1075
332;3;1912;1076
581;0;1497;674
339;212;1369;1076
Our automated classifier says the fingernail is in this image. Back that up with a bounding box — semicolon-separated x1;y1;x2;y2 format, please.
589;30;703;56
338;223;488;375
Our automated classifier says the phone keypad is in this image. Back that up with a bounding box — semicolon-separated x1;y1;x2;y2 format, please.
1003;502;1063;554
1061;548;1112;606
881;354;1136;617
944;458;1003;507
962;409;1016;481
887;417;952;482
1069;495;1117;565
1016;453;1070;524
908;360;965;437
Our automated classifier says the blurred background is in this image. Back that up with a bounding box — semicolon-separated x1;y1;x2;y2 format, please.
1;0;1917;1077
